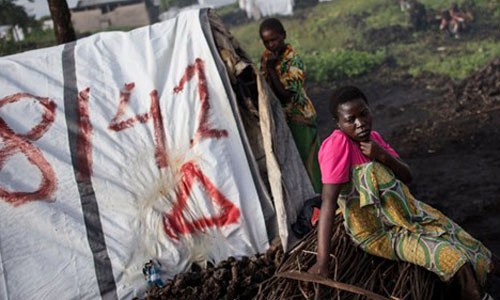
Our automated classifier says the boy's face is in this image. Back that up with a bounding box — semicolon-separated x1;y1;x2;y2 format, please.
260;29;286;56
336;98;373;142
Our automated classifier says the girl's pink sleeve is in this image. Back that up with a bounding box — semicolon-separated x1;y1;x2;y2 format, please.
371;131;399;158
318;132;351;184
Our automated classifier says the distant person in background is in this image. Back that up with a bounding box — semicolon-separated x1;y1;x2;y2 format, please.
259;18;322;193
407;0;427;31
439;3;473;39
398;0;427;31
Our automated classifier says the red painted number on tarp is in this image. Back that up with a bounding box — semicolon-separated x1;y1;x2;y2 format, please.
162;58;239;239
162;162;240;240
108;83;168;168
0;93;57;206
75;88;93;181
173;58;228;147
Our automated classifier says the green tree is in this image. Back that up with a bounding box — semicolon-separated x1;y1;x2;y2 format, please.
0;0;37;29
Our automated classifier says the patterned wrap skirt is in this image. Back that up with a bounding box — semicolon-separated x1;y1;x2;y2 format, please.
337;161;492;286
287;119;322;193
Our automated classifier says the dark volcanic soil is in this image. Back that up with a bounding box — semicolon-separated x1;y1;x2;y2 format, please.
308;58;500;298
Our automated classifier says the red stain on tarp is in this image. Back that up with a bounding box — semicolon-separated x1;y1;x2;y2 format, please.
173;58;228;147
162;161;240;240
0;93;57;206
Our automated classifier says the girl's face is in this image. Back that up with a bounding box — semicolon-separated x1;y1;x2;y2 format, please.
336;98;373;142
260;29;286;56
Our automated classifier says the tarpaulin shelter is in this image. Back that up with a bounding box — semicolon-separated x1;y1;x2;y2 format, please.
198;0;237;8
0;8;315;299
239;0;294;19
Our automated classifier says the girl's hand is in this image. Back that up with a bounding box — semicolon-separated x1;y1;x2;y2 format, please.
361;139;413;184
266;57;278;71
360;140;386;161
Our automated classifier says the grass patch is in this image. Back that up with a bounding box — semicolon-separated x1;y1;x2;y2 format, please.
407;40;500;80
304;49;386;82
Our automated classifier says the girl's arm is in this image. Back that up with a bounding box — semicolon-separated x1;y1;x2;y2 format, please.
265;57;292;104
308;183;342;277
360;140;413;184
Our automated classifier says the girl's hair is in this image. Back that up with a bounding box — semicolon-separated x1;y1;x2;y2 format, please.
259;18;286;36
329;86;368;120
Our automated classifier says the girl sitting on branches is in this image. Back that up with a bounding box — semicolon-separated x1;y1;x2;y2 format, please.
308;85;498;299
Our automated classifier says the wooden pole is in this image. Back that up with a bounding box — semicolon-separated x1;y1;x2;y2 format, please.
47;0;76;44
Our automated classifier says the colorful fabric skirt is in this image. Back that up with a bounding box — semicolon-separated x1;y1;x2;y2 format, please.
287;120;322;193
337;161;492;285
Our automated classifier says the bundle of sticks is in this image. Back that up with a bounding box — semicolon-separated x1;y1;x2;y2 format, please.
256;215;446;300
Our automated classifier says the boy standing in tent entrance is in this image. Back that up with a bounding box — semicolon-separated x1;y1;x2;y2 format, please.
259;18;322;193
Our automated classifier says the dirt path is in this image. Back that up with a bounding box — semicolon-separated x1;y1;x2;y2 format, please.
308;60;500;297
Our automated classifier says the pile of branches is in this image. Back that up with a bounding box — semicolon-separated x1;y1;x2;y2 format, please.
256;215;446;300
142;243;283;300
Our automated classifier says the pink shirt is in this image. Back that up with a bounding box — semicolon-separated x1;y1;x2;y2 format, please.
318;130;399;184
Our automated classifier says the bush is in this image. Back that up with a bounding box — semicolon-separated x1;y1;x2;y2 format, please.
304;49;386;82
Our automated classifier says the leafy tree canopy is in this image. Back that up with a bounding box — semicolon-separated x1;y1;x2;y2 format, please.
0;0;36;28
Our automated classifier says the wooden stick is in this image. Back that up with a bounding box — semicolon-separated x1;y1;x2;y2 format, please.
276;271;391;300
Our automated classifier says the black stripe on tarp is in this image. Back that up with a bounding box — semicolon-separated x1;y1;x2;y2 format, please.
62;42;118;300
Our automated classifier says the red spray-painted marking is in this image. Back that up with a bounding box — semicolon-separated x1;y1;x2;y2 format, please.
109;83;168;168
109;83;148;130
149;90;168;169
76;88;93;181
0;93;57;206
173;58;228;147
162;161;240;240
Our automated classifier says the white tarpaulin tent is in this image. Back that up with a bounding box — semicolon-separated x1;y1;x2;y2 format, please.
239;0;294;19
198;0;237;7
0;8;315;300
